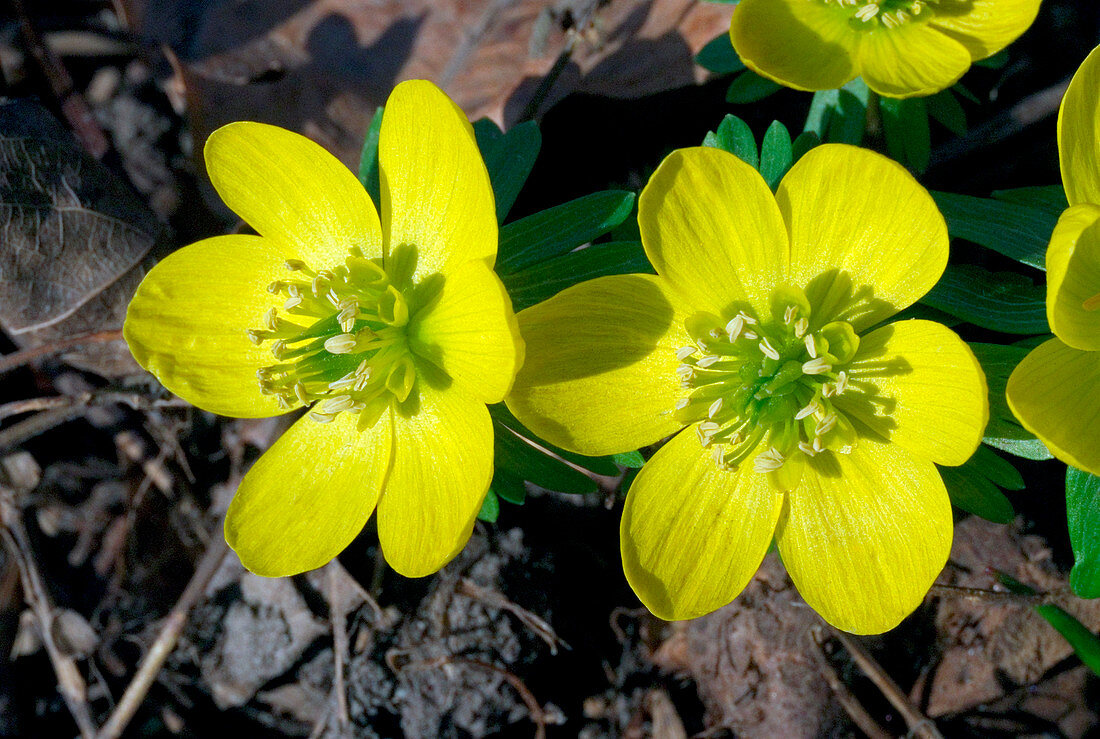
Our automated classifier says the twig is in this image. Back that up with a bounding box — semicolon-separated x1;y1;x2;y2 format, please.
0;391;188;423
458;578;570;655
516;0;605;123
929;582;1063;605
0;406;88;453
826;625;943;739
0;329;124;377
328;563;351;735
0;490;99;738
808;627;890;739
0;396;74;422
95;524;230;739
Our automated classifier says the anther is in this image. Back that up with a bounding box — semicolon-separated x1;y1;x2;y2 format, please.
676;346;696;361
743;330;758;340
794;318;808;338
783;305;797;325
835;371;849;395
708;398;724;419
802;357;832;375
725;316;745;341
804;334;818;358
270;340;288;359
798;441;817;457
293;382;310;405
284;295;303;310
753;448;785;473
676;365;695;379
854;3;879;21
247;329;265;346
267;281;285;294
759;338;780;361
738;311;757;325
309;411;335;423
263;307;278;331
320;395;355;414
816;413;838;436
696;355;722;369
324;334;358;354
285;259;311;273
795;400;821;420
675;398;690;410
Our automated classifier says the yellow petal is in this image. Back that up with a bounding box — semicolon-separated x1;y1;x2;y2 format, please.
376;381;493;577
1046;204;1100;351
205;121;382;265
776;145;949;331
730;0;858;91
639;147;789;318
1060;45;1100;206
379;80;496;283
930;0;1042;61
621;428;784;621
776;438;952;634
1007;338;1100;476
504;274;691;456
124;235;291;418
857;24;972;98
836;319;988;466
225;410;393;577
408;260;524;404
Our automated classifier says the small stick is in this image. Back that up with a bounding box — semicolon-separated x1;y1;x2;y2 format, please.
929;582;1061;605
95;526;230;739
458;579;570;654
327;563;351;734
0;329;124;377
0;491;98;738
0;406;88;453
0;396;75;422
826;625;943;739
809;627;890;739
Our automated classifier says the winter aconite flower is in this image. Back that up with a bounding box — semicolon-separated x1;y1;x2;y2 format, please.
506;144;988;634
1007;45;1100;476
124;81;523;578
730;0;1041;98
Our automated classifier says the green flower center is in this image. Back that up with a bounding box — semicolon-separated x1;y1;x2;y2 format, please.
821;0;939;29
674;286;861;489
247;250;418;427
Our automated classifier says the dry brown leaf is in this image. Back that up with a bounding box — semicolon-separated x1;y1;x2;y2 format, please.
151;0;732;168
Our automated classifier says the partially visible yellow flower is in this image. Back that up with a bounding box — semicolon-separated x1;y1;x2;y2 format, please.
1007;45;1100;476
506;144;987;634
730;0;1041;98
124;81;523;578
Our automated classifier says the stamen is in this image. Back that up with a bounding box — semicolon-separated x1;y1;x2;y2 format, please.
743;330;758;340
783;305;797;325
324;334;358;354
794;318;808;339
854;3;879;21
802;357;832;375
708;398;724;418
738;311;757;325
798;441;817;457
725;316;745;341
816;413;838;436
293;382;310;405
795;400;821;420
804;334;818;358
270;339;288;359
675;398;690;410
758;338;780;361
696;355;722;369
319;395;355;414
753;447;785;473
834;370;849;395
676;365;695;379
247;329;265;346
676;346;697;361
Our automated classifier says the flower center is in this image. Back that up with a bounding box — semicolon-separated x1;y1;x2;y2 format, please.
821;0;939;29
674;286;861;490
247;250;417;427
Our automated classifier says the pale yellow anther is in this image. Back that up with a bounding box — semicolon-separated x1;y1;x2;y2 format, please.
708;398;724;418
753;447;785;473
743;330;759;340
802;357;832;375
270;339;288;359
324;334;358;354
804;334;818;358
855;3;880;21
263;307;278;330
738;311;758;325
697;355;722;368
320;395;355;414
675;397;690;410
759;338;780;361
798;441;817;456
816;413;838;436
794;318;809;339
783;305;797;325
247;329;265;346
676;346;697;361
308;411;336;424
795;400;821;420
284;295;303;310
835;370;849;395
725;316;745;341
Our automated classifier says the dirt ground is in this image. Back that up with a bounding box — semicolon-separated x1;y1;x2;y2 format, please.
1;1;1099;737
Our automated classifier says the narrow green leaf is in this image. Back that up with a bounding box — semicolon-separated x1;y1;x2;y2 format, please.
968;343;1041;450
952;82;981;105
985;437;1053;461
498;190;635;273
992;185;1069;215
804;89;838;139
927;89;967;135
790;131;820;165
704;114;758;169
1067;467;1100;599
488;404;622;477
695;33;745;75
931;191;1058;270
726;70;782;104
477;488;500;523
803;79;868;145
880;96;930;173
357;106;384;206
941;465;1015;524
759;120;793;190
1034;604;1100;676
975;50;1009;69
972;445;1025;490
472;118;541;222
502;241;652;312
922;264;1048;334
494;423;598;495
611;451;646;469
491;468;527;506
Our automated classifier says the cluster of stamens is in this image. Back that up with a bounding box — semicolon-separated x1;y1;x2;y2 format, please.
247;249;417;427
822;0;939;29
674;286;861;489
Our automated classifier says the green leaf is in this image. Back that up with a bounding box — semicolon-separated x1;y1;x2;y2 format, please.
472;118;541;223
922;264;1048;334
759;120;793;190
357;106;384;206
931;191;1059;270
967;343;1042;452
488;404;621;477
941;447;1018;524
975;50;1009;69
1034;604;1100;676
703;114;758;169
804;79;869;145
494;423;598;495
726;70;783;104
790;131;820;165
491;468;527;506
952;82;981;105
502;240;652;312
880;96;931;173
477;488;500;523
1067;467;1100;599
498;191;635;273
992;185;1069;215
611;450;646;468
927;89;967;135
695;33;745;75
985;437;1053;461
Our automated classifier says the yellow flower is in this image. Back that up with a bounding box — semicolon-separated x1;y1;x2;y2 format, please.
124;81;524;578
1007;46;1100;476
730;0;1041;98
506;144;988;633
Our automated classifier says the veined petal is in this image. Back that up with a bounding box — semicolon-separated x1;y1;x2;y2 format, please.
1007;339;1100;476
776;438;952;634
380;80;496;283
205;122;382;265
124;235;291;418
505;274;692;456
776;145;949;331
1046;205;1100;351
857;24;971;98
225;410;393;577
930;0;1042;60
621;428;784;621
837;320;988;466
408;260;524;404
639;147;789;318
730;0;858;92
1060;45;1100;207
377;380;493;577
